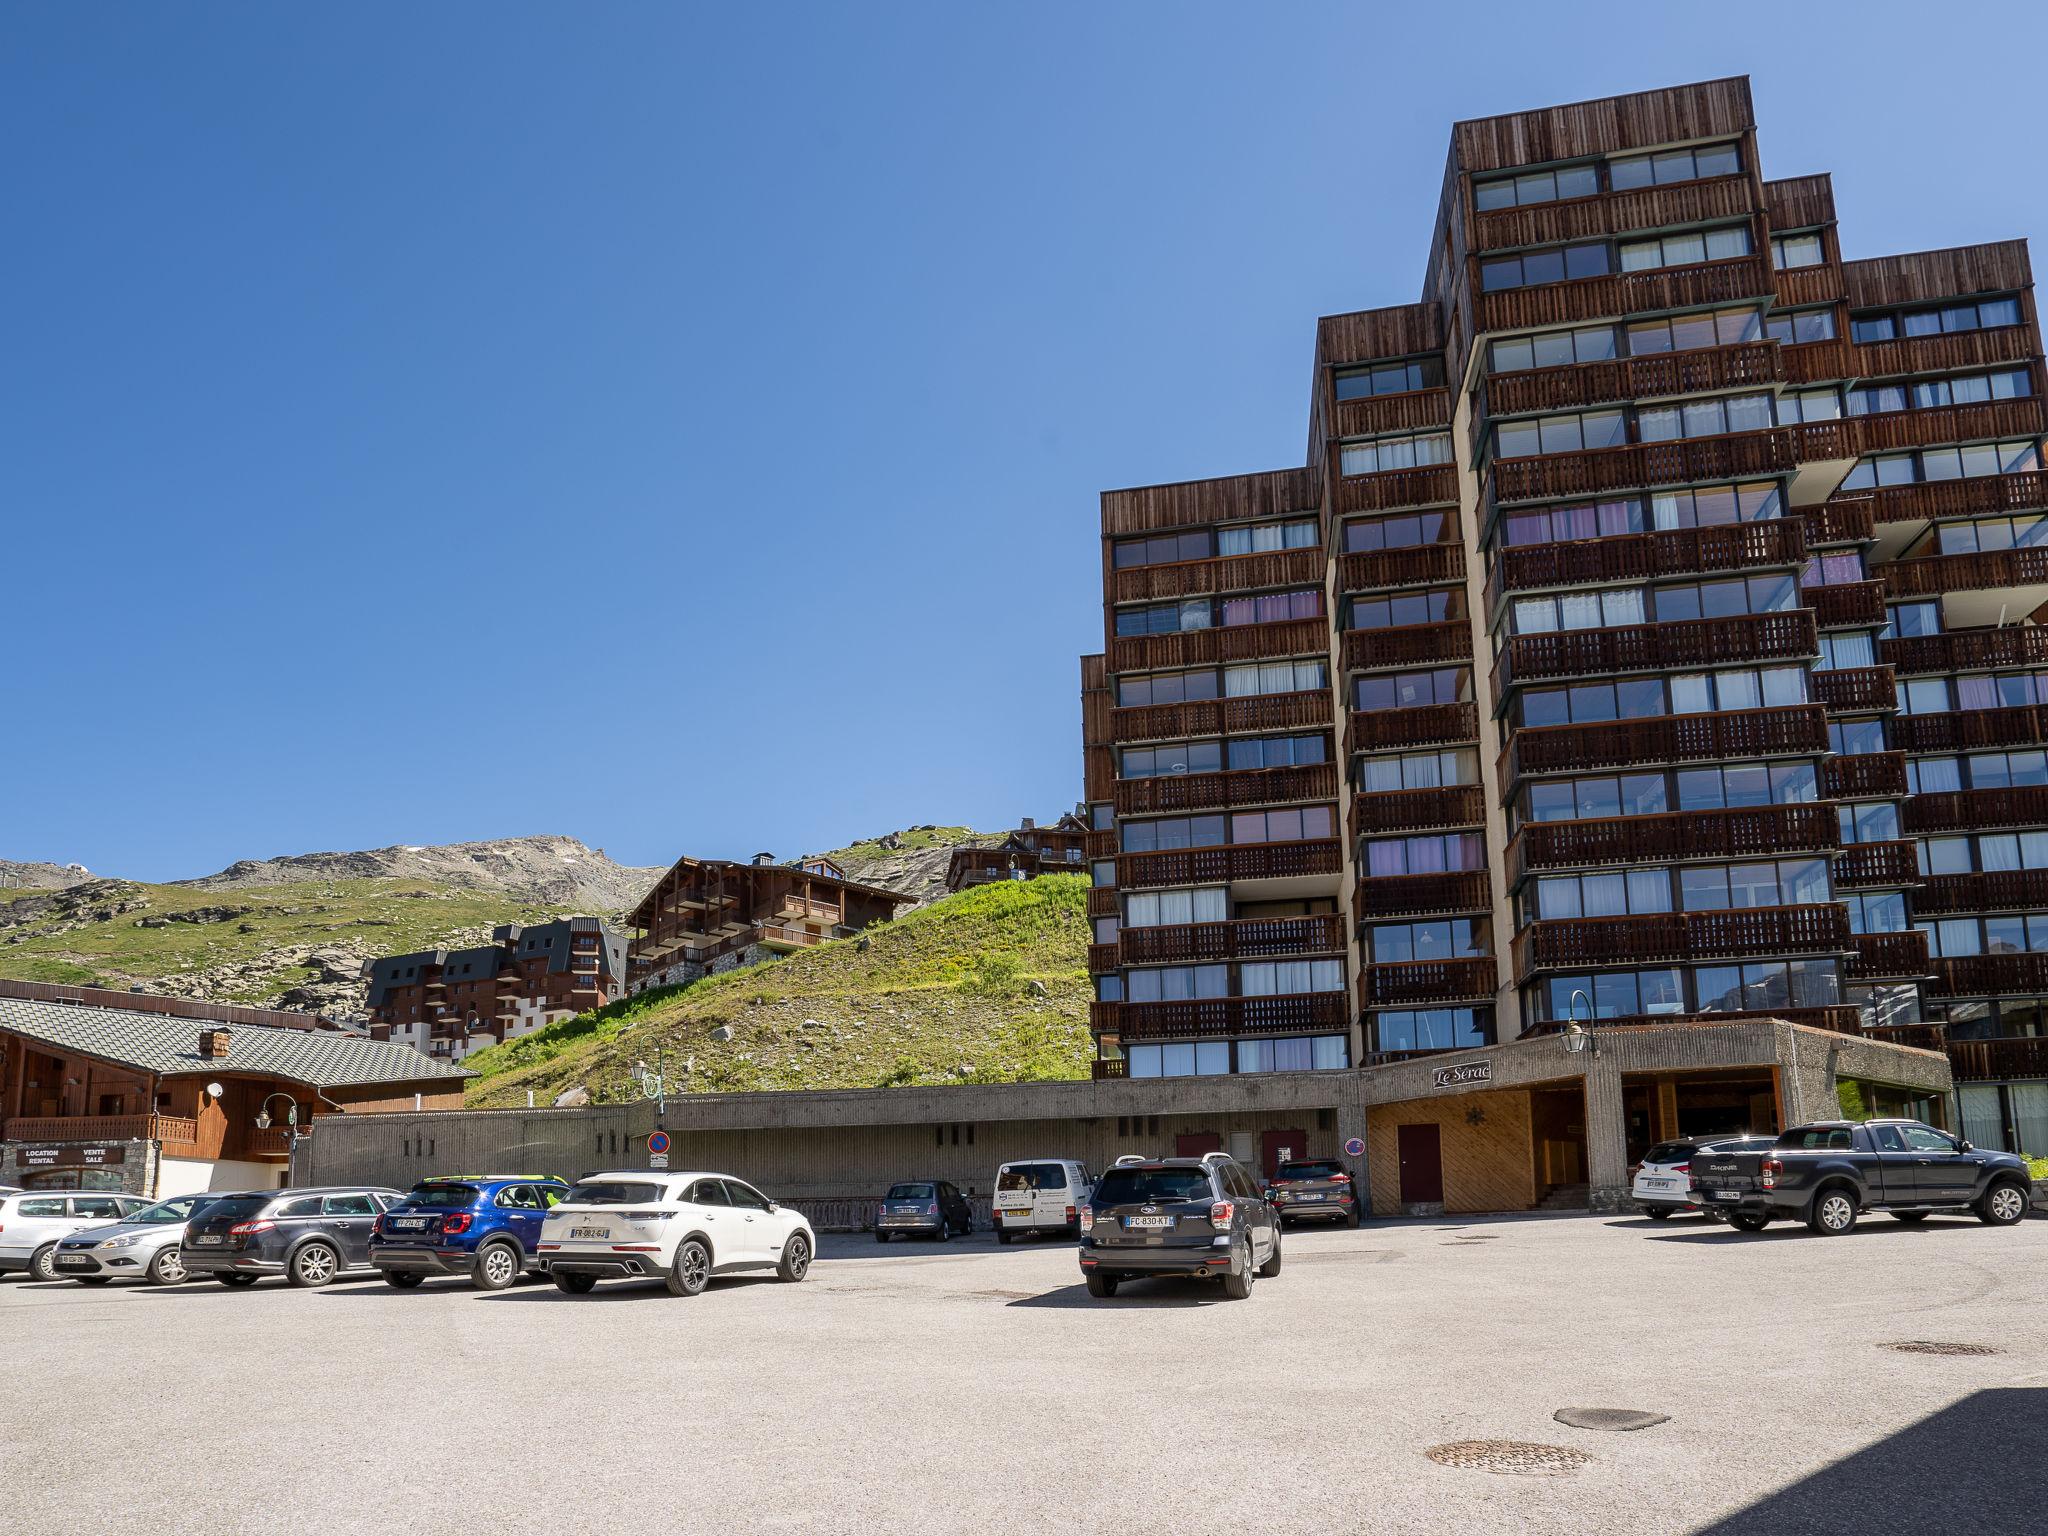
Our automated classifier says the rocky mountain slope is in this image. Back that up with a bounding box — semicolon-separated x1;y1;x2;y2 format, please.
812;825;1004;908
0;859;96;893
191;834;663;911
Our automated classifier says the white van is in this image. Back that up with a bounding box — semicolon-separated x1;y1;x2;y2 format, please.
993;1159;1093;1242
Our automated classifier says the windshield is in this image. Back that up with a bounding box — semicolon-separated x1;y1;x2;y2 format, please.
1275;1161;1345;1182
887;1184;935;1200
1094;1168;1213;1205
126;1195;209;1224
562;1181;664;1206
1642;1142;1697;1165
399;1183;481;1209
998;1164;1069;1192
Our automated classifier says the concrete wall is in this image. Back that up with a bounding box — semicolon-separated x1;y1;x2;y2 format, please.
156;1156;287;1198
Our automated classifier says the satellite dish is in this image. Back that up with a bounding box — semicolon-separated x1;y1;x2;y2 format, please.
206;1082;224;1099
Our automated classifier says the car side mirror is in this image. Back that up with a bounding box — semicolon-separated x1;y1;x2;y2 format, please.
1958;1140;1973;1153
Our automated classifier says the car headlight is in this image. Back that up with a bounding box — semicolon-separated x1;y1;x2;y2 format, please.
97;1235;142;1250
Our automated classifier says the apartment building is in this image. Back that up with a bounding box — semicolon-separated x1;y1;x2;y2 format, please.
364;917;627;1061
1082;76;2046;1160
944;813;1091;891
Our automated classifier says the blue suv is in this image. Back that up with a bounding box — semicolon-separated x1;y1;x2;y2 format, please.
369;1175;568;1291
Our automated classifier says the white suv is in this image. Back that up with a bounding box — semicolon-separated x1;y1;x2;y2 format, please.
0;1191;153;1281
536;1170;816;1297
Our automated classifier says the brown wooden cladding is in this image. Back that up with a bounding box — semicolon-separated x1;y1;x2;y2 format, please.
1947;1035;2048;1080
1812;665;1898;715
1892;704;2048;755
1882;625;2048;676
1359;957;1499;1008
1110;688;1334;745
1773;266;1842;310
1338;542;1466;593
1800;500;1875;547
1108;615;1328;673
1113;762;1338;817
1777;338;1857;385
1836;471;2048;527
1111;548;1325;604
1502;704;1830;785
1494;610;1816;694
1354;870;1493;922
1849;397;2048;458
1764;173;1834;233
1832;840;1922;889
1119;913;1348;967
1882;546;2048;600
1803;580;1890;630
1928;952;2048;999
1350;785;1488;840
1488;519;1805;607
1468;175;1758;255
1450;76;1754;176
1086;941;1120;975
1331;387;1452;440
1116;837;1344;890
1912;868;2048;917
1101;466;1318;538
1844;930;1932;981
1842;241;2032;310
1904;784;2048;836
1473;255;1775;336
1366;1087;1532;1215
1087;886;1119;920
1822;751;1908;799
1511;902;1851;979
1333;464;1460;516
1347;702;1480;755
1108;992;1350;1042
1486;339;1779;416
1504;802;1839;887
1490;425;1796;505
1316;302;1444;371
1341;620;1473;673
1851;326;2039;380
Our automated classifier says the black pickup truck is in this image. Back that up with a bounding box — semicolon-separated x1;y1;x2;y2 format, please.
1692;1119;2033;1235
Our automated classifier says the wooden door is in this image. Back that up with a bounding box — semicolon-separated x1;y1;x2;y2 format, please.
1397;1123;1444;1205
1175;1131;1221;1157
1260;1128;1308;1180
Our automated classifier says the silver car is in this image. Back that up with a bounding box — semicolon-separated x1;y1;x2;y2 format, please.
52;1193;219;1285
0;1191;153;1281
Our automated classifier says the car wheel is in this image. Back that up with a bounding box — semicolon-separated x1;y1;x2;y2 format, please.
777;1233;812;1283
1085;1273;1118;1298
28;1245;60;1283
874;1229;889;1244
383;1270;425;1288
147;1247;189;1285
1345;1209;1361;1229
288;1242;341;1287
472;1243;521;1291
996;1231;1012;1245
1893;1211;1932;1224
1728;1212;1771;1232
1809;1189;1858;1236
934;1221;950;1243
1642;1206;1674;1220
1220;1237;1254;1300
1258;1225;1283;1277
1979;1181;2029;1227
666;1238;712;1297
216;1273;259;1287
552;1271;597;1294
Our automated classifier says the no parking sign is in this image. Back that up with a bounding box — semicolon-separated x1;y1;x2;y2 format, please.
1344;1137;1365;1158
648;1129;671;1168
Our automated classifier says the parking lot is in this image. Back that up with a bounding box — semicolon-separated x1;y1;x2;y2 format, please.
7;1210;2043;1535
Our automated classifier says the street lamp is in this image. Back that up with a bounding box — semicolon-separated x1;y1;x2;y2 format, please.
254;1093;301;1134
1561;989;1598;1057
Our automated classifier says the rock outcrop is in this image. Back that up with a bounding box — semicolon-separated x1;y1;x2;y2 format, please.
189;835;664;910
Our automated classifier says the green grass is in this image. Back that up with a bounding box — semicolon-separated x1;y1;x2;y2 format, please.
465;873;1093;1107
821;825;992;862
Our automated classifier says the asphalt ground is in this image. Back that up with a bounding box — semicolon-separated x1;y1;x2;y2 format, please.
6;1209;2043;1536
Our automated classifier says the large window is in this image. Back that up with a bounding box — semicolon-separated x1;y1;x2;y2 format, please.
1369;919;1488;963
1535;868;1673;919
1123;887;1227;928
1964;749;2048;788
1537;960;1840;1021
1480;242;1611;293
1473;162;1599;211
1114;530;1212;569
1519;677;1667;727
1373;1009;1489;1053
1499;481;1781;547
1339;431;1454;477
1778;387;1843;424
1851;297;2022;343
1364;832;1485;876
1619;226;1752;272
1117;669;1219;707
1765;308;1838;345
1230;805;1335;844
1510;587;1646;635
1918;914;2048;957
1523;771;1671;823
1126;1041;1232;1078
1543;967;1685;1020
1653;573;1798;622
1225;659;1326;697
1125;964;1228;1002
1115;599;1212;638
1634;391;1773;442
1235;1035;1349;1073
1240;958;1346;995
1343;510;1448;551
1695;958;1840;1011
1849;369;2032;417
1218;518;1319;556
1496;408;1628;458
1843;892;1908;935
1226;733;1327;771
1677;857;1831;911
1609;141;1742;190
1771;233;1825;270
1334;358;1443;399
1120;740;1223;778
1358;748;1478;792
1668;665;1810;714
1121;815;1225;853
1839;440;2042;489
1626;306;1763;355
1350;589;1459;631
1355;668;1470;711
1838;801;1901;845
1918;831;2048;876
1220;589;1322;627
1490;324;1618;374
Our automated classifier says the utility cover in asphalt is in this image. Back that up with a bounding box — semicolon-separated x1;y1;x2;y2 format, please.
1424;1441;1590;1476
1553;1408;1670;1432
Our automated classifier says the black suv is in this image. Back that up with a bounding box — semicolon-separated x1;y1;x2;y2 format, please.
181;1186;401;1288
874;1180;974;1242
1265;1158;1361;1228
1079;1153;1280;1300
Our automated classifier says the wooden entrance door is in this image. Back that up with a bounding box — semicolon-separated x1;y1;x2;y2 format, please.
1260;1128;1308;1180
1175;1131;1221;1157
1396;1123;1444;1205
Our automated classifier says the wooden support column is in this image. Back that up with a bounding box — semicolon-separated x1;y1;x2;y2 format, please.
1656;1076;1679;1142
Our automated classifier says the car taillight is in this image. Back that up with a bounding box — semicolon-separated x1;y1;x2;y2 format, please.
372;1215;386;1236
1761;1157;1782;1190
1330;1172;1351;1183
1209;1200;1235;1227
1064;1205;1076;1218
1672;1163;1689;1175
441;1212;473;1236
228;1219;274;1237
1077;1207;1095;1232
925;1203;938;1215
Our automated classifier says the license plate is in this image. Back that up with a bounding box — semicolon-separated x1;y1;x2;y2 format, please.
1124;1214;1172;1229
1644;1178;1674;1189
392;1217;427;1231
55;1255;94;1268
999;1210;1029;1221
569;1226;608;1240
191;1235;223;1245
1296;1192;1325;1202
1715;1190;1741;1201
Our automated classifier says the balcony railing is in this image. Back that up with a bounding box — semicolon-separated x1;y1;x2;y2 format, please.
1118;912;1348;966
1778;338;1858;385
1813;665;1898;714
1472;254;1775;335
1822;751;1908;799
1088;886;1119;919
1338;542;1465;593
1330;386;1453;440
1347;702;1480;755
1905;784;2048;836
1090;1057;1129;1080
1334;464;1460;516
1110;688;1334;745
1467;174;1758;254
1114;762;1338;817
1891;704;2048;755
1108;992;1351;1041
0;1113;202;1149
1511;903;1853;979
1881;546;2048;600
1493;610;1816;697
1849;397;2048;458
1505;803;1839;887
1117;837;1344;890
1802;580;1890;629
1109;615;1328;673
1833;471;2048;527
1800;500;1874;548
1502;704;1830;785
1833;840;1922;888
1929;952;2048;999
1844;931;1933;981
1359;957;1499;1008
1913;868;2048;916
1353;870;1492;922
1350;785;1488;839
1111;547;1326;605
1087;941;1120;975
1341;621;1472;672
1485;338;1780;418
1946;1035;2048;1081
1881;625;2048;676
1490;426;1798;507
1486;519;1805;609
1852;327;2040;379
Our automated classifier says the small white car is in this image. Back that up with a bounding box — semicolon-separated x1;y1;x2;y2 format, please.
536;1170;815;1296
51;1193;217;1284
1633;1135;1776;1219
0;1191;153;1281
993;1159;1093;1242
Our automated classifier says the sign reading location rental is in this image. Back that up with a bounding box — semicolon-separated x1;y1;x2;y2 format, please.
1431;1061;1493;1090
20;1145;126;1168
1344;1137;1365;1158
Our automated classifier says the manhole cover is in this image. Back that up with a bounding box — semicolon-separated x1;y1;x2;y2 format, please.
1424;1441;1590;1476
1554;1407;1669;1432
1881;1340;2002;1357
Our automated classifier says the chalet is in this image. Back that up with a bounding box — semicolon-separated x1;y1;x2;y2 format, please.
0;979;467;1197
628;853;913;991
944;813;1092;892
363;916;627;1062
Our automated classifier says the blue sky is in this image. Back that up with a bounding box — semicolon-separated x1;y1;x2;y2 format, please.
6;2;2044;881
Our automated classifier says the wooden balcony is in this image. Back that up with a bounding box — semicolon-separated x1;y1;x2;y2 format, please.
1114;762;1338;817
1774;266;1843;309
1110;688;1334;745
1338;541;1465;593
1813;665;1898;714
1354;870;1492;922
1109;992;1351;1041
1081;829;1118;860
1487;519;1806;609
1501;704;1830;787
1845;930;1933;981
1350;785;1487;839
1905;785;2048;836
1511;903;1853;979
1913;869;2048;916
1331;386;1452;440
1835;471;2048;527
1802;580;1889;629
1833;840;1922;889
1467;174;1758;255
1881;625;2048;675
1882;546;2048;600
1822;751;1907;799
1486;339;1780;418
0;1113;203;1150
1109;615;1327;673
1946;1035;2048;1081
1505;803;1839;887
1850;397;2048;459
1891;704;2048;755
1088;886;1119;919
1473;254;1775;335
1490;427;1797;507
1493;610;1816;696
1346;701;1480;755
1090;1057;1129;1080
1857;327;2040;380
1341;620;1473;672
1334;464;1459;516
1117;837;1344;891
1087;941;1120;975
1111;547;1325;605
1929;953;2048;999
1779;339;1858;385
1118;912;1348;966
1359;957;1499;1008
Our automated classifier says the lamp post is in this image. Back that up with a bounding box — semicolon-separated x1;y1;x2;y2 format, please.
1562;989;1598;1058
254;1093;301;1137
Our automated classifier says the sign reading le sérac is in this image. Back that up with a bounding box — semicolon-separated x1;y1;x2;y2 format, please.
20;1144;127;1168
1431;1062;1493;1090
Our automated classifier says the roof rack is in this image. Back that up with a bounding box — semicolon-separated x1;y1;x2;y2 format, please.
1198;1151;1234;1164
1112;1154;1148;1166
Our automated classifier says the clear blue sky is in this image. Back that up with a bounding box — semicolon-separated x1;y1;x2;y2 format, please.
6;2;2044;881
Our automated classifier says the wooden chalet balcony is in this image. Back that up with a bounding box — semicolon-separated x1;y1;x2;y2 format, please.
1493;610;1816;697
1359;957;1498;1008
1929;953;2048;999
1905;785;2048;836
1081;830;1118;860
1333;464;1459;516
1946;1035;2048;1081
1891;704;2048;755
1779;339;1859;385
1835;471;2048;527
1119;912;1348;966
1117;838;1343;890
1114;762;1338;816
1833;840;1922;888
1502;705;1830;785
1330;386;1452;440
1337;541;1465;593
1862;327;2039;380
0;1113;203;1150
1881;625;2048;675
1913;868;2048;917
1802;580;1890;629
1087;941;1120;974
1486;339;1780;418
1109;992;1351;1041
1486;519;1805;609
1774;266;1842;309
1467;174;1758;254
1112;548;1326;605
1882;546;2048;600
1504;803;1839;887
1090;1057;1128;1080
1353;870;1491;922
1844;931;1933;981
1109;688;1333;745
1350;785;1487;839
1346;701;1479;755
1490;427;1798;507
1822;751;1908;799
1511;903;1852;980
1109;615;1327;673
1813;665;1898;714
1473;255;1775;335
1087;886;1119;919
1341;620;1472;672
1800;500;1875;548
1849;398;2048;458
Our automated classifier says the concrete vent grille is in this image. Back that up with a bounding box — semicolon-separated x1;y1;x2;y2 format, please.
1424;1441;1590;1476
1881;1340;2002;1356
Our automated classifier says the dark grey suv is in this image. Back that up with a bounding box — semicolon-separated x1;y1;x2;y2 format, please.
181;1186;400;1288
1078;1153;1280;1300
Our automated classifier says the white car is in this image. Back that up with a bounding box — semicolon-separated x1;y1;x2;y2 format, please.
1633;1135;1777;1219
0;1191;154;1281
993;1159;1093;1242
536;1170;815;1297
51;1193;217;1285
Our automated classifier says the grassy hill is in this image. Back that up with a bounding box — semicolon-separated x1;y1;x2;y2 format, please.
464;873;1092;1107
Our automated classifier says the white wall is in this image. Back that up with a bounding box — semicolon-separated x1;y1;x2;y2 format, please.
156;1157;289;1198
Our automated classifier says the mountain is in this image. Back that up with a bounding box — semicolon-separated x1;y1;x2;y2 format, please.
462;873;1092;1106
190;834;663;911
810;825;1004;908
0;859;96;893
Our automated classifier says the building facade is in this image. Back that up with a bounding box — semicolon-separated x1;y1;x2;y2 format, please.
944;813;1091;891
364;917;627;1062
1081;76;2048;1157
